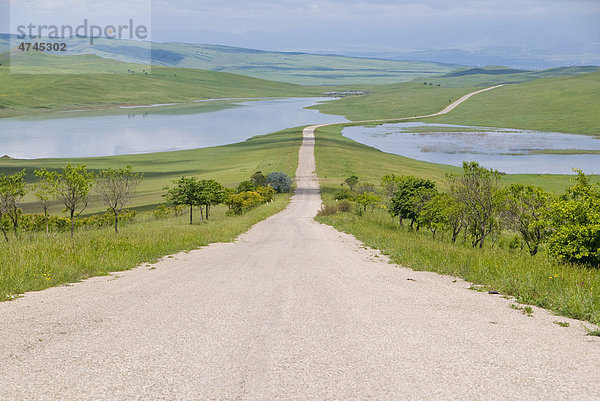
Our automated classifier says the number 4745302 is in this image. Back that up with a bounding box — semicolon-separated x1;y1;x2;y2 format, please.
18;42;67;52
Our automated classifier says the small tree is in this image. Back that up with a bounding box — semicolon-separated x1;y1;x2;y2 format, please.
96;166;143;233
267;172;293;193
165;177;200;224
448;162;502;248
197;179;226;220
0;170;27;238
250;171;267;187
389;176;436;229
344;175;359;191
502;184;552;255
55;164;95;237
33;169;58;237
356;193;381;212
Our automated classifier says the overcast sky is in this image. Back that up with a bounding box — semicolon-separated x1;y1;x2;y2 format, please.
2;0;599;65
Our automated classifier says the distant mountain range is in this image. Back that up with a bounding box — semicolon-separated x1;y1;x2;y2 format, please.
1;34;598;86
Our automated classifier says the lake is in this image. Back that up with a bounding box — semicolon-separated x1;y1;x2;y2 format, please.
0;97;347;159
342;122;600;175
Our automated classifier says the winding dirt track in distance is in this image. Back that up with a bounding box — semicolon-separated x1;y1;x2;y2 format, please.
1;86;600;400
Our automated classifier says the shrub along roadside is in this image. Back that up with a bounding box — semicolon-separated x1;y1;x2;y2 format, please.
316;208;600;326
0;194;290;301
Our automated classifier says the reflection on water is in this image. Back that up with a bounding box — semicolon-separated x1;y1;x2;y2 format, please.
0;97;347;159
342;122;600;175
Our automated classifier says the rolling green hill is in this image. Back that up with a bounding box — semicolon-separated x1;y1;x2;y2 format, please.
0;51;322;117
0;35;460;85
428;71;600;135
312;70;600;135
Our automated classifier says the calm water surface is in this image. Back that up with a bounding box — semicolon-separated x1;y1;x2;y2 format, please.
0;97;347;159
342;122;600;174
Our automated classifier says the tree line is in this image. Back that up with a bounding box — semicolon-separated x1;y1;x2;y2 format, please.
0;166;293;240
0;164;141;239
329;162;600;266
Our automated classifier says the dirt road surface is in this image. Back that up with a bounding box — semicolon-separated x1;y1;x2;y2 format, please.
1;89;600;400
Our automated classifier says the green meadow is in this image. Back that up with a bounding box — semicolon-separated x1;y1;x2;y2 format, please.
0;52;320;117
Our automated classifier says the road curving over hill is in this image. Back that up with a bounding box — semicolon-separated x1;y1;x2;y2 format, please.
1;85;599;400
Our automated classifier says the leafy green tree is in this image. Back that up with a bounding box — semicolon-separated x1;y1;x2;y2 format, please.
388;176;436;229
267;172;293;193
250;171;268;187
344;175;359;191
96;166;143;233
0;169;27;238
448;162;502;248
546;170;600;265
165;177;201;224
33;169;58;237
55;164;95;237
501;184;552;255
381;174;404;197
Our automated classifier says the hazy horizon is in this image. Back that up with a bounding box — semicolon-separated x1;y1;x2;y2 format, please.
1;0;599;68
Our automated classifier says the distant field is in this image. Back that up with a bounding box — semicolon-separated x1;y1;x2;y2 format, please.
0;52;321;117
313;70;600;136
0;127;303;214
428;72;600;135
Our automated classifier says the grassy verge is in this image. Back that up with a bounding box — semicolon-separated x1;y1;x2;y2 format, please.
0;194;289;301
2;127;303;214
316;209;599;325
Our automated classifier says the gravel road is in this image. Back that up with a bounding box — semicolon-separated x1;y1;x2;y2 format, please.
1;97;600;400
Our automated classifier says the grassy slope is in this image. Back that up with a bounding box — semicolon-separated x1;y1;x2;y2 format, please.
428;72;600;135
314;71;600;136
311;82;476;121
2;127;303;214
0;52;320;117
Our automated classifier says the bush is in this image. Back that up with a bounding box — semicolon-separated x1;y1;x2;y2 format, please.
150;203;185;219
317;203;339;216
335;189;355;201
226;191;264;215
267;172;293;193
546;170;600;266
337;199;352;213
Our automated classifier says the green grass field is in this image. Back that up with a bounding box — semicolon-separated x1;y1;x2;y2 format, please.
313;70;600;136
1;126;304;214
428;72;600;135
0;52;320;117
